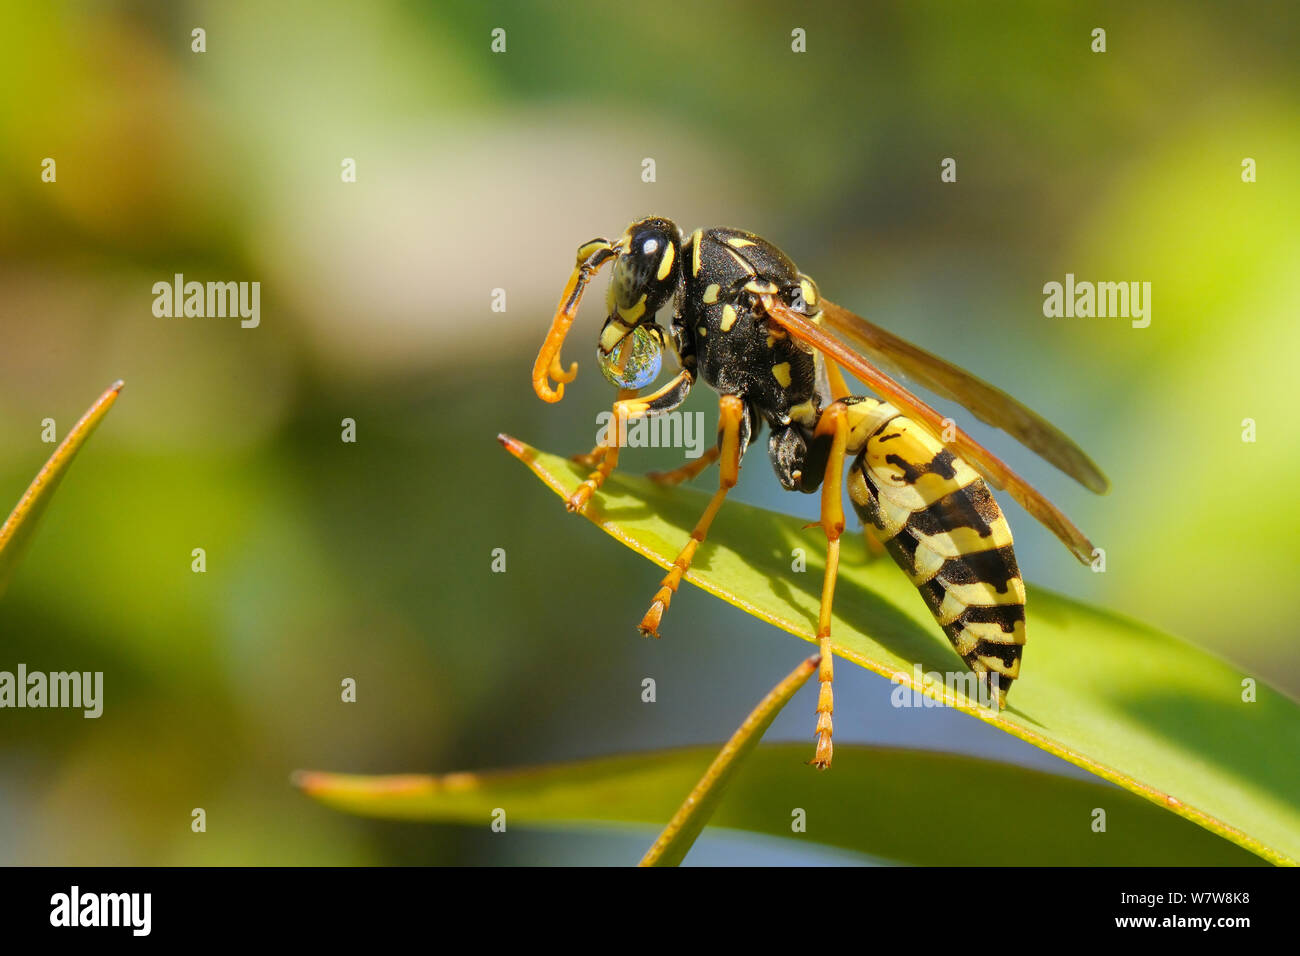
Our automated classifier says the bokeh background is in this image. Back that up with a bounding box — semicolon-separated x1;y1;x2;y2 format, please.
1;1;1296;865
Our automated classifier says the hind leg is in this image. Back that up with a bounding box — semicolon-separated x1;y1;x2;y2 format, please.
808;401;852;769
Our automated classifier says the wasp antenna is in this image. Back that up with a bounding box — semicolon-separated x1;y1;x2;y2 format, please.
531;238;618;403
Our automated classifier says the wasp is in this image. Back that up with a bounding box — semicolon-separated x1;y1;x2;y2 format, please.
528;216;1107;769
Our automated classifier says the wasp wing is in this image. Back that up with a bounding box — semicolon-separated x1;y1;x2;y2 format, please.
820;299;1109;495
760;296;1097;564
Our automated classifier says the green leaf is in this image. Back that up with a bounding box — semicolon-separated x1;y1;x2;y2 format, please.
0;381;123;600
295;743;1264;865
498;436;1300;866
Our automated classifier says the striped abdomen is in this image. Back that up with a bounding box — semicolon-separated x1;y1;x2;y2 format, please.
841;398;1026;705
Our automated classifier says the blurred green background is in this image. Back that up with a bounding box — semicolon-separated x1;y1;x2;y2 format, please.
1;1;1296;865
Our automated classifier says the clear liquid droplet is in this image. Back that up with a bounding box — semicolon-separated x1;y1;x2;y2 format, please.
597;325;661;389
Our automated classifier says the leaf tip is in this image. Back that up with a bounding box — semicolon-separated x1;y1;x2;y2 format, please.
497;432;534;462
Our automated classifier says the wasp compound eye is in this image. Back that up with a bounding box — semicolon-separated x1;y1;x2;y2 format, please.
597;321;662;389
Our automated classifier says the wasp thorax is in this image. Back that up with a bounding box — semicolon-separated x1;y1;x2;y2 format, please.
597;321;662;389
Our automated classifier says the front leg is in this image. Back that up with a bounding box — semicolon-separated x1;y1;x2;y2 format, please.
567;370;695;513
570;388;639;469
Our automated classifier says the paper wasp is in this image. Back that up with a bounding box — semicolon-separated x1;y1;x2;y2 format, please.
527;216;1107;769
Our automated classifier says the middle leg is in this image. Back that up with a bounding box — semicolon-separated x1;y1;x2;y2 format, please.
647;445;720;486
637;395;746;638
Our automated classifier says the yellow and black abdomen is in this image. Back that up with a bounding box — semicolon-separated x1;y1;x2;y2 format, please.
841;399;1026;705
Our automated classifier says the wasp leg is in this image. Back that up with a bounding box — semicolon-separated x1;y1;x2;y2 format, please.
575;435;718;481
569;445;610;469
829;361;877;564
647;445;721;486
570;389;639;469
638;395;745;637
809;401;850;770
567;371;694;513
826;357;852;402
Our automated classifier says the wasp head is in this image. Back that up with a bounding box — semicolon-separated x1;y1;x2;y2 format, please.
532;216;682;402
605;217;682;320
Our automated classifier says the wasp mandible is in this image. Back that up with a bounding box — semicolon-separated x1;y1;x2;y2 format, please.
530;216;1108;769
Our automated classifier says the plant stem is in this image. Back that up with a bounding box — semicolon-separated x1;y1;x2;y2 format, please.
638;654;820;867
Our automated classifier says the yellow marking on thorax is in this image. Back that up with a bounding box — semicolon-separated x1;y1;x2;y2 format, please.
726;236;757;248
703;283;720;304
690;229;703;276
787;399;818;427
657;242;675;280
771;362;792;388
720;304;738;331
